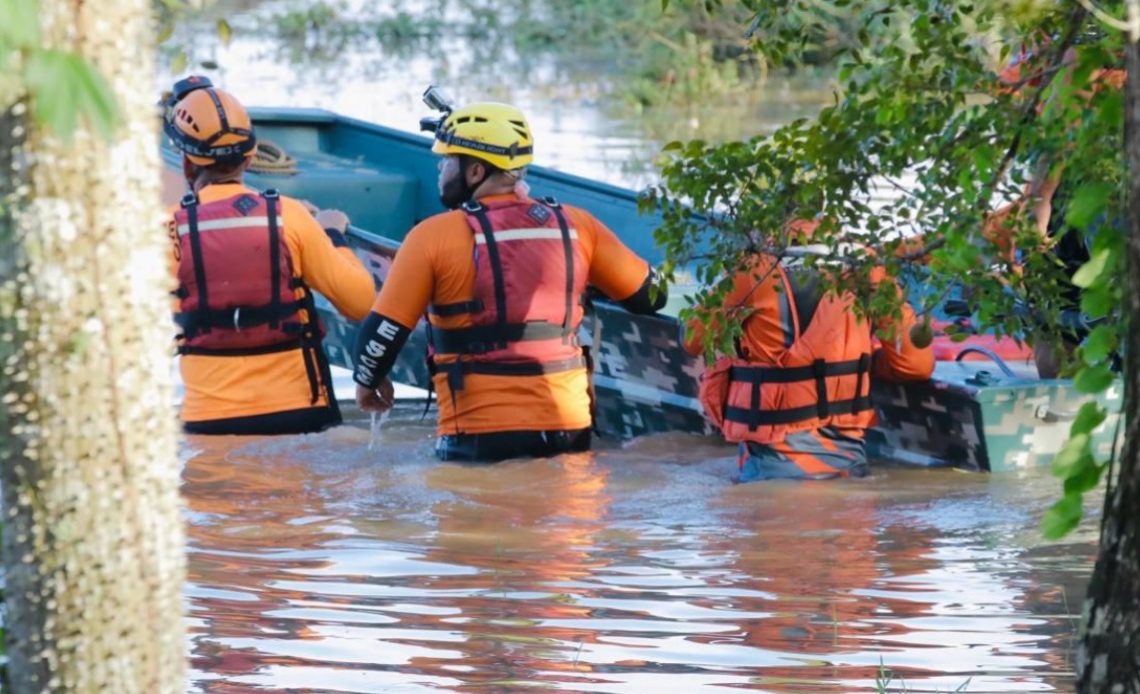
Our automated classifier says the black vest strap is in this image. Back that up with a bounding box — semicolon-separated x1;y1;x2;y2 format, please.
178;338;305;357
465;204;508;329
727;354;873;431
263;189;282;330
724;397;874;428
174;300;306;337
728;356;870;385
440;355;587;395
431;321;570;355
429;299;485;317
183;194;211;333
547;200;575;342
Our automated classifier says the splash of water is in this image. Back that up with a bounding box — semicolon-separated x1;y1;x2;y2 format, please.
368;409;391;451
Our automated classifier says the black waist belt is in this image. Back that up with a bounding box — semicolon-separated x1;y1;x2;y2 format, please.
728;356;868;384
431;321;574;355
175;300;304;335
178;338;307;357
724;397;874;427
450;355;586;376
441;355;587;394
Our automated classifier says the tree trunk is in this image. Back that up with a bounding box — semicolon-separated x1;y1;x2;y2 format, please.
1075;33;1140;694
0;1;186;692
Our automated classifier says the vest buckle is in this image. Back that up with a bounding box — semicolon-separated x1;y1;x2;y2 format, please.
233;307;242;332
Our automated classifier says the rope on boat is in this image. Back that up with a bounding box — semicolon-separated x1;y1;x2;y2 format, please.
250;139;299;175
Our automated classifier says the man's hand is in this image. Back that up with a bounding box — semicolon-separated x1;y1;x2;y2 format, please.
316;208;350;233
356;379;394;413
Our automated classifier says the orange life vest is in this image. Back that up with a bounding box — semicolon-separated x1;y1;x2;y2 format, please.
174;189;331;408
427;196;589;393
698;263;876;444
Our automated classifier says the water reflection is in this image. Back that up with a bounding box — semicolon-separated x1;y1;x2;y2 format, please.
183;412;1093;692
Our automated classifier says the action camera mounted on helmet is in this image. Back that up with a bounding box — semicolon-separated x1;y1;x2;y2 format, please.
418;85;454;133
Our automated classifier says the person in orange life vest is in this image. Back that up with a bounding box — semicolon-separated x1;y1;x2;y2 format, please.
352;100;666;462
164;76;374;435
685;220;934;482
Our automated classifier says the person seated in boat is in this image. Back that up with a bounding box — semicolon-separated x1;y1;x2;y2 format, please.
991;41;1124;377
163;76;375;435
685;219;935;482
351;99;667;462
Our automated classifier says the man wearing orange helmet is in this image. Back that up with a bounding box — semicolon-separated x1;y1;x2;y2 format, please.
164;76;375;435
351;93;666;462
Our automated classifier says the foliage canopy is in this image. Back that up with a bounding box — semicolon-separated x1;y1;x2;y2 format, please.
647;0;1127;537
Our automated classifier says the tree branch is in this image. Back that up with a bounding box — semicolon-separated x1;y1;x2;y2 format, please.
1076;0;1133;33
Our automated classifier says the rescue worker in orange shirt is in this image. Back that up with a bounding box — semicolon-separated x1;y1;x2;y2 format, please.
686;221;934;482
164;77;374;435
352;97;666;462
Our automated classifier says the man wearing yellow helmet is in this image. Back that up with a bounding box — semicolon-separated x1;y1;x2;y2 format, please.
352;98;667;461
164;77;375;435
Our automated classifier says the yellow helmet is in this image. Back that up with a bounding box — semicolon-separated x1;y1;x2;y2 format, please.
431;102;534;170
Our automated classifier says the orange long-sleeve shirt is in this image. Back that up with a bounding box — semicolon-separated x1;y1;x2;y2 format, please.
169;182;375;422
371;192;651;435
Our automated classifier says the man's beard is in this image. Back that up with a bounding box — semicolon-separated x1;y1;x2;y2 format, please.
439;173;472;210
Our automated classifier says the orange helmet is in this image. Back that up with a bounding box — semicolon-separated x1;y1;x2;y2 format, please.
163;79;256;166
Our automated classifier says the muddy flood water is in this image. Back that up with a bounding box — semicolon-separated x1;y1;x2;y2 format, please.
183;406;1096;693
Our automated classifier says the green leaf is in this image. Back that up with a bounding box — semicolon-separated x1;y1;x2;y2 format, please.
1070;402;1107;437
1063;460;1103;495
1051;432;1088;478
1095;90;1123;130
1080;285;1114;319
171;50;188;75
1081;325;1117;365
22;50;119;140
216;18;232;46
24;50;82;137
0;0;40;49
1073;364;1115;394
1071;249;1111;289
1064;182;1112;231
1040;494;1082;539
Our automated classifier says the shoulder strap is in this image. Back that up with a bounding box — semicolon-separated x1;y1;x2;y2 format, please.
262;190;283;329
182;194;211;329
548;202;576;341
464;202;508;328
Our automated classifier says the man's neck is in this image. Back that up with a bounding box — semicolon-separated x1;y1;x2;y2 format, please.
193;174;243;193
472;177;516;201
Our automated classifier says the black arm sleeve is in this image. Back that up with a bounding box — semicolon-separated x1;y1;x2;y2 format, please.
618;268;668;315
352;311;413;388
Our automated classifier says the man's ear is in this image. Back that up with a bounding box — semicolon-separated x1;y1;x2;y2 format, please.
182;157;199;186
465;160;486;185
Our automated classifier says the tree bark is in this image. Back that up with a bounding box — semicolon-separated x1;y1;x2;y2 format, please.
0;1;186;692
1075;31;1140;694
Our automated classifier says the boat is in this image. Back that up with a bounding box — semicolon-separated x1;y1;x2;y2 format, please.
160;107;1122;472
